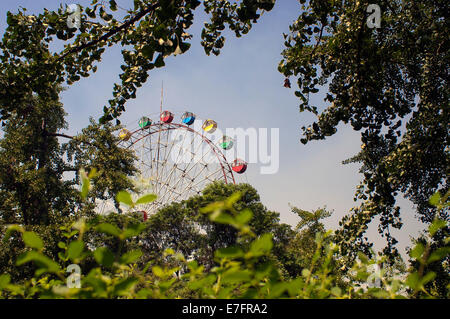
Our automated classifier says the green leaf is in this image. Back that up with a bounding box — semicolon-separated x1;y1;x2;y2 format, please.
154;54;165;68
215;247;244;259
249;233;273;257
420;272;436;286
80;168;90;199
331;287;342;297
84;269;107;293
268;282;288;298
428;219;447;237
22;232;43;250
116;190;133;206
209;211;235;225
88;167;98;179
67;241;84;261
164;248;175;256
85;7;96;18
114;277;138;296
226;192;241;206
357;252;369;264
95;223;121;237
152;266;164;278
427;247;450;264
222;269;251;284
16;251;60;274
235;209;253;226
409;243;425;260
429;192;441;206
109;0;118;11
158;278;177;291
121;223;146;239
0;274;11;289
405;272;420;290
135;194;157;205
93;247;115;268
141;45;154;59
120;250;142;264
58;252;68;262
287;278;304;296
188;274;216;290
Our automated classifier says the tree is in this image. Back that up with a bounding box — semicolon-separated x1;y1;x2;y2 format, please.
0;92;71;225
407;192;450;299
0;97;137;225
283;206;339;278
288;207;331;266
278;0;449;258
63;118;138;211
147;181;291;270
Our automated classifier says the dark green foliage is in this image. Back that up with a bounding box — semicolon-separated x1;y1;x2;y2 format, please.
63;118;138;209
278;0;449;258
0;93;72;225
156;182;292;271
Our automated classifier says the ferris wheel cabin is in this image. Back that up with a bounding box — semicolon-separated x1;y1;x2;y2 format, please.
119;128;132;141
231;159;247;174
219;136;234;150
160;111;174;123
139;116;152;129
182;112;196;125
202;119;217;133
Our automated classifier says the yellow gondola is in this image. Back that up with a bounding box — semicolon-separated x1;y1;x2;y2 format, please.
119;128;131;141
202;119;217;133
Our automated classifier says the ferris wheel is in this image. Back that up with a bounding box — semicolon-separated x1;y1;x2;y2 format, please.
100;110;248;216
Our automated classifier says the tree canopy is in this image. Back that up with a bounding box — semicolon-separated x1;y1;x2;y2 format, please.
278;0;449;258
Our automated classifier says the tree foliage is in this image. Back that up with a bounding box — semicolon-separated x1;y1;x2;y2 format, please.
0;0;276;124
0;92;72;225
278;0;449;257
1;186;448;299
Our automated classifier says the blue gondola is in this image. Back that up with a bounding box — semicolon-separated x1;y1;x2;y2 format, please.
182;112;196;125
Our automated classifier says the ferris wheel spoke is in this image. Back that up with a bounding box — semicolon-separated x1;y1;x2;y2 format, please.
165;159;215;204
181;142;217;187
159;128;200;200
157;127;200;204
163;160;205;204
190;166;223;191
168;166;222;204
178;133;208;179
158;130;185;187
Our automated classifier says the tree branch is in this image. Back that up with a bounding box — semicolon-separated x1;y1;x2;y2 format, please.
57;3;160;61
47;132;93;146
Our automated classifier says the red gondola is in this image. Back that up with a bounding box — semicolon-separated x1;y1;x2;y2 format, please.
231;159;247;174
138;210;148;221
160;111;174;123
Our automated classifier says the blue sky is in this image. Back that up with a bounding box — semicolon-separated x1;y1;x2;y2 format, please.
0;1;426;258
